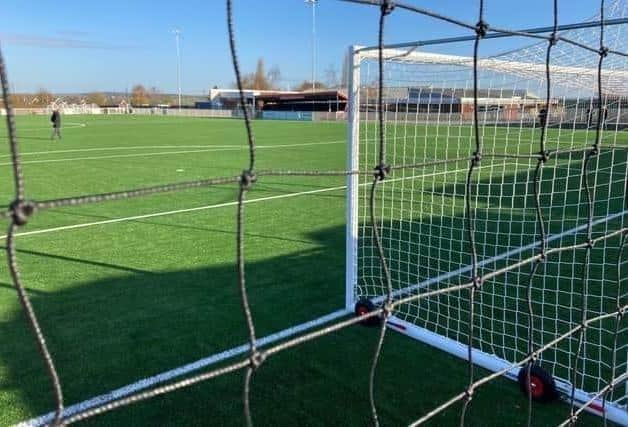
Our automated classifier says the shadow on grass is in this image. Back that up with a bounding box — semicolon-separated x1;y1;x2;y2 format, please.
2;155;622;426
0;223;350;426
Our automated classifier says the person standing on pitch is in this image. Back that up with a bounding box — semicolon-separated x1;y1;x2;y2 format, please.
50;108;61;140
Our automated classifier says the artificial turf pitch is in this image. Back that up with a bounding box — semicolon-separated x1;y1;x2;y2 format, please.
0;114;620;425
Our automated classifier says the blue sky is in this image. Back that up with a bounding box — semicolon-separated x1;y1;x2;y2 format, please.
1;0;601;94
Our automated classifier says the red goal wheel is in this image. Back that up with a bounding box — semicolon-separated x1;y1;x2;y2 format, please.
518;364;558;403
354;299;381;327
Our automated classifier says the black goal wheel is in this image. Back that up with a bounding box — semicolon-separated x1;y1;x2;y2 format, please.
518;364;558;403
354;299;381;327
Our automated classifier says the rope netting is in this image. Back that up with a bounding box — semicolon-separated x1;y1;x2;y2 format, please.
0;0;626;425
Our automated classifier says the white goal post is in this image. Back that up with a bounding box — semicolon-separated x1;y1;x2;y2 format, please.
345;16;628;426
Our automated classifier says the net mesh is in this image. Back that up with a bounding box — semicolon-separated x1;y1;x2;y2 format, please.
0;0;626;425
354;1;628;411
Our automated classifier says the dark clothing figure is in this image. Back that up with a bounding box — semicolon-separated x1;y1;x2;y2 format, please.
50;110;61;139
538;108;548;128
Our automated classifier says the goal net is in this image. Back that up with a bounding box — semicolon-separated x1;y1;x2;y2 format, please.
2;0;627;425
347;1;628;424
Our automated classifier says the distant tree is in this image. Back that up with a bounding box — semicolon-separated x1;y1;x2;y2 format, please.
267;65;282;90
148;87;172;105
295;80;327;92
10;94;26;108
233;58;278;90
65;95;82;104
0;94;28;108
86;92;107;106
341;56;349;89
131;85;151;106
236;73;255;89
253;58;272;90
32;89;54;107
324;65;339;89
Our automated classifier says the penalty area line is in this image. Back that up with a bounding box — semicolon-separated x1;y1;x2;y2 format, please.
2;185;348;239
0;140;346;167
0;139;348;159
3;162;511;240
14;161;515;424
10;122;87;132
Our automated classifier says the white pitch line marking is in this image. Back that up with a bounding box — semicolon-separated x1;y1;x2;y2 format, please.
0;140;345;167
0;145;244;158
5;132;607;160
8;122;87;132
0;138;349;158
3;185;348;239
14;162;516;426
3;163;506;240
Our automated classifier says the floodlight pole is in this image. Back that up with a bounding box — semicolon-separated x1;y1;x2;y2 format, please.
305;0;318;93
171;29;182;110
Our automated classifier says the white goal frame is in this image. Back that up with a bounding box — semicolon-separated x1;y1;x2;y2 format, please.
345;44;628;426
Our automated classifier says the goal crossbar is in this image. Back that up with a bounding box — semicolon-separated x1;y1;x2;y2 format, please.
354;49;628;95
356;18;628;52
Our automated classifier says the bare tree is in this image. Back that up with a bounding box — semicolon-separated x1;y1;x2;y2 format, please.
234;58;276;90
0;94;28;108
253;58;271;90
267;66;282;90
341;56;349;89
324;64;339;89
295;80;327;92
65;95;82;104
32;89;54;107
149;87;170;105
131;85;151;106
86;92;107;106
237;73;255;89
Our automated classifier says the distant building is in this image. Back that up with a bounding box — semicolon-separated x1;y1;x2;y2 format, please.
202;88;348;113
374;87;551;120
256;90;347;112
204;89;299;113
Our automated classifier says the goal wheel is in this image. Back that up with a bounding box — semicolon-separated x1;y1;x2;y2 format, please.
518;364;558;403
354;299;381;327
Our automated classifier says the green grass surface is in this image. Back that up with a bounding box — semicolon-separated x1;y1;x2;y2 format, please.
0;114;623;426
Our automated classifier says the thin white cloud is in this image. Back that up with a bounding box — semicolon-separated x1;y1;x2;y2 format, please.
0;32;135;50
55;30;91;38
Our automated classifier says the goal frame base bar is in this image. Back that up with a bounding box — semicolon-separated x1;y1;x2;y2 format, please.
386;315;628;426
